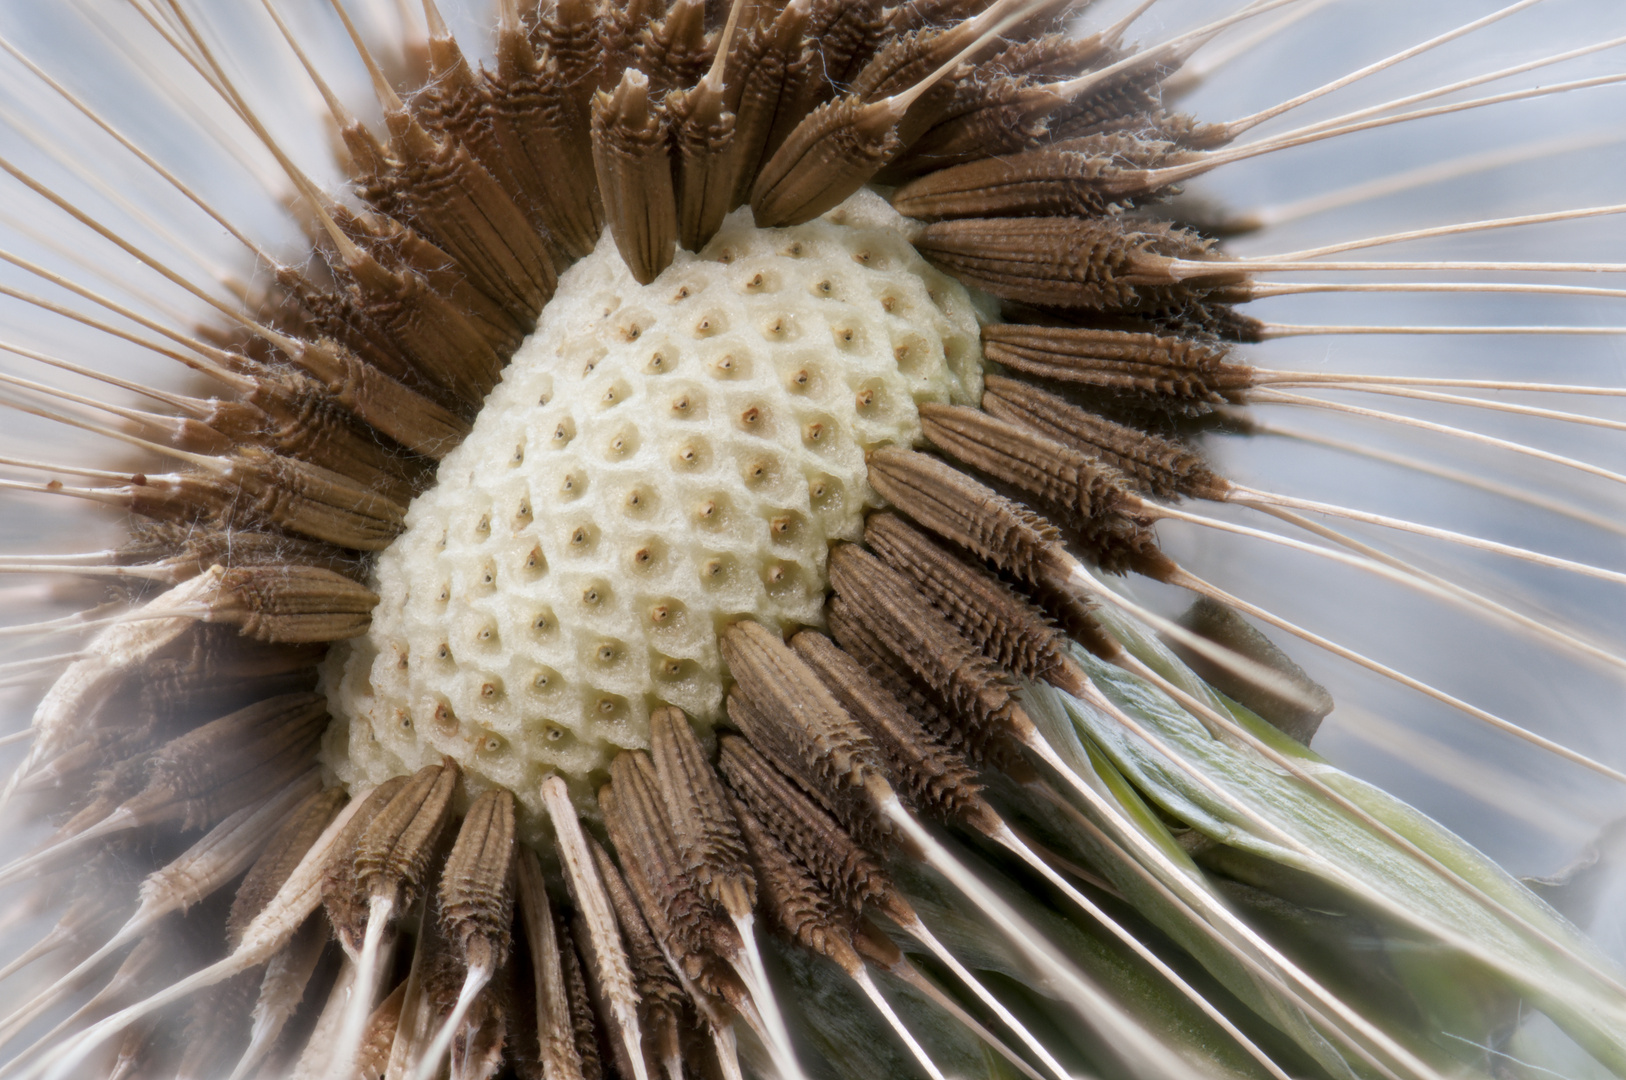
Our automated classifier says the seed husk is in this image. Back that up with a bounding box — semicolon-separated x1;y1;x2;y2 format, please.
981;374;1229;500
980;321;1253;409
592;69;679;285
913;215;1242;312
790;627;995;829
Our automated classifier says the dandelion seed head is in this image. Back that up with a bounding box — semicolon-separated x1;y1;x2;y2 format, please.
322;195;984;828
0;2;1623;1078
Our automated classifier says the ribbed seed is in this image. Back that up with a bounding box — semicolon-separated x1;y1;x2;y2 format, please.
1049;66;1170;143
597;0;659;88
277;338;472;460
212;565;378;644
723;688;840;821
326;240;506;409
648;706;755;916
918;402;1169;574
271;264;422;392
560;922;607;1080
227;786;348;947
862;509;1109;691
714;733;898;921
849;27;951;104
319;776;410;949
345;207;526;348
732;795;863;972
122;448;406;553
592;69;679;285
919;401;1126;522
764;0;845;159
531;0;603;116
891;134;1191;221
127;693;328;832
891;12;1105;150
727;8;807;202
341;760;459;950
488;16;604;259
516;845;591;1080
636;0;713;93
668;80;739;252
590;837;690;1075
913;216;1239;312
201;360;428;495
751;94;905;227
718;620;891;841
601;753;739;1003
844;23;956;143
865;447;1075;590
416;20;542;252
545;772;647;1080
333;150;523;354
378;107;557;323
864;511;1069;684
982;374;1230;500
822;594;975;762
789;628;993;828
352;762;458;895
979;30;1114;82
781;0;886;122
827;544;1025;761
438;788;517;972
980;322;1253;409
890;76;1051;177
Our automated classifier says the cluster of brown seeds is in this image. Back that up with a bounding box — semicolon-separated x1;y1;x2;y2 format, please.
17;0;1555;1077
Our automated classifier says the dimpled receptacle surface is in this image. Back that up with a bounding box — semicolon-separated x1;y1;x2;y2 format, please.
321;194;984;834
